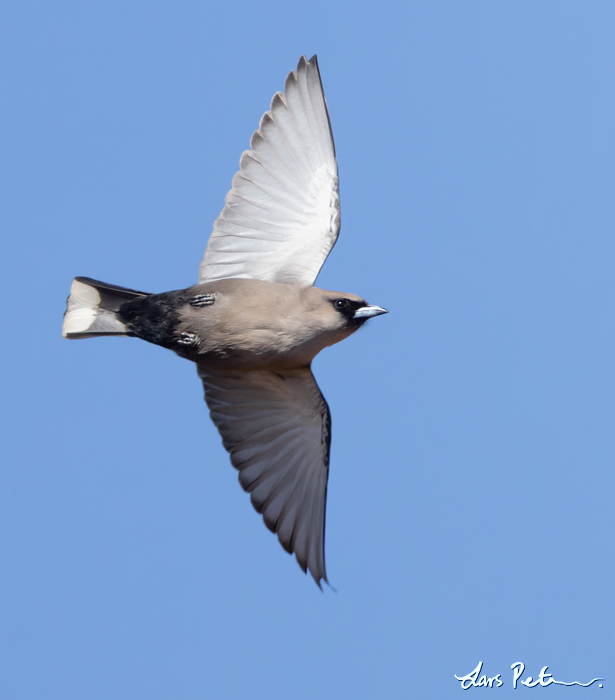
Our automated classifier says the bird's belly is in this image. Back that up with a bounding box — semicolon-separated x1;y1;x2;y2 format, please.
186;325;329;371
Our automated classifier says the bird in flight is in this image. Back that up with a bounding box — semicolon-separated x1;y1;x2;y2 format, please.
63;55;387;587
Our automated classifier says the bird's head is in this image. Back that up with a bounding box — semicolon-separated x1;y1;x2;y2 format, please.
302;287;388;344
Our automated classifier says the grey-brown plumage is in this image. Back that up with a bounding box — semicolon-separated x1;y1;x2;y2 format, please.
62;56;387;587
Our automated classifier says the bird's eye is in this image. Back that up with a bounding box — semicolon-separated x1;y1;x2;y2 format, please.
335;299;349;309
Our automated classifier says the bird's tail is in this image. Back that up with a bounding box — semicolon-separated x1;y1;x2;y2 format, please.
62;276;151;339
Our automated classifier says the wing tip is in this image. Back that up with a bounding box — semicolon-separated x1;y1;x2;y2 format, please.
299;54;318;69
299;53;336;159
307;560;329;590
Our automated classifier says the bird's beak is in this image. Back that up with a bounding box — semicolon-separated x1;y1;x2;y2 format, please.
353;304;388;319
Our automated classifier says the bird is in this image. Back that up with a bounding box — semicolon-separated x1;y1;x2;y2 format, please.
62;55;387;587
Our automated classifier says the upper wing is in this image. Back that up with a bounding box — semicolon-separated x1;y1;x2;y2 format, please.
198;55;340;287
198;365;331;586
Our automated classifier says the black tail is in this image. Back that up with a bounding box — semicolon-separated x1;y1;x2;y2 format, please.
62;277;151;339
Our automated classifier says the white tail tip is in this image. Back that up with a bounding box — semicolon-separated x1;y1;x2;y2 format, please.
62;278;127;338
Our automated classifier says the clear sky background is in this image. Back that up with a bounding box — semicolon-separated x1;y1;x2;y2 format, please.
2;1;614;698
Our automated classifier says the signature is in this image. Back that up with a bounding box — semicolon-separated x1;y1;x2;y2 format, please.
455;661;604;689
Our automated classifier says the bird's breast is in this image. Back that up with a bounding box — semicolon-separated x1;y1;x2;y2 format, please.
173;299;324;370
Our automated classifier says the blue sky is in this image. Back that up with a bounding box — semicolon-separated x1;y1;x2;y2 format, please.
2;1;614;697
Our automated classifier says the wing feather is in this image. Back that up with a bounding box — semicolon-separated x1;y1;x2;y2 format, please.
198;55;340;287
198;365;331;585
